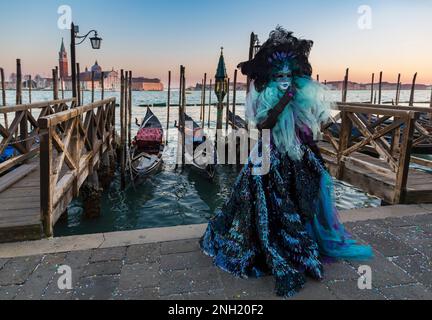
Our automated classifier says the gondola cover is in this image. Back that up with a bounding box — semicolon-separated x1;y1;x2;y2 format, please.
135;127;163;150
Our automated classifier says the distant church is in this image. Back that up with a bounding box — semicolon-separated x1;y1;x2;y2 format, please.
78;61;119;91
58;39;163;92
59;38;68;79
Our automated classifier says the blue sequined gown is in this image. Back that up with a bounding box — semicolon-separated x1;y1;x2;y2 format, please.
201;135;373;297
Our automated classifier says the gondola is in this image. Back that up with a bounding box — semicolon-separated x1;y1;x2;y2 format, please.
176;114;215;178
227;109;248;130
130;107;164;177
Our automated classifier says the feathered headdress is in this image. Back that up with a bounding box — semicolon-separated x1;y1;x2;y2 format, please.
238;26;313;92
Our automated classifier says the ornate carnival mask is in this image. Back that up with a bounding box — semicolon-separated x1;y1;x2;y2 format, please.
268;52;296;92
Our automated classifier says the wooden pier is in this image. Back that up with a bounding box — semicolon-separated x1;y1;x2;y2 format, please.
320;101;432;204
0;97;116;242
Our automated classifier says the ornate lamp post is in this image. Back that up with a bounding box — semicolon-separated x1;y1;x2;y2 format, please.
214;47;228;130
253;34;261;56
246;33;260;93
70;22;103;101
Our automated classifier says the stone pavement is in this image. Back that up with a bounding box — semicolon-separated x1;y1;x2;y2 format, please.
0;210;431;300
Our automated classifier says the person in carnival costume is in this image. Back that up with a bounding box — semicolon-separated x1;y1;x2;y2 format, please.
201;26;373;297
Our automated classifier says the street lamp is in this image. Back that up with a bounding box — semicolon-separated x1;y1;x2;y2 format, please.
253;35;261;56
214;47;228;130
89;34;102;50
70;22;103;102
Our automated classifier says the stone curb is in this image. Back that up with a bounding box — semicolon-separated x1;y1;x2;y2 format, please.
0;204;431;259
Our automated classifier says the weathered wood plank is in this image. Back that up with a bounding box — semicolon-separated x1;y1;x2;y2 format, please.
0;188;40;199
0;225;42;243
320;140;432;204
0;164;38;193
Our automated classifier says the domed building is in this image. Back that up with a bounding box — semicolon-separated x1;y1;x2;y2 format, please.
64;58;119;92
91;61;102;74
77;61;119;91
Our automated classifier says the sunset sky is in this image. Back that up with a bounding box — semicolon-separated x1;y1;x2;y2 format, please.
1;0;431;87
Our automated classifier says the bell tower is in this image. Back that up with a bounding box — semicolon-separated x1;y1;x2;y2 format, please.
59;38;69;78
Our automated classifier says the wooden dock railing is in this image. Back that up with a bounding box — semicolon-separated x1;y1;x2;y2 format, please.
0;98;76;175
338;102;432;157
38;97;116;236
321;102;432;204
339;104;417;203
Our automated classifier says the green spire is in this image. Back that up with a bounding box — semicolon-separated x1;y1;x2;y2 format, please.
215;47;227;79
60;38;65;53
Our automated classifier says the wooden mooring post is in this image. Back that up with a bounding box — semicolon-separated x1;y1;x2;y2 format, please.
180;66;186;165
28;75;32;104
81;85;84;106
342;68;349;103
178;68;182;111
430;86;432;108
409;72;417;107
91;71;95;103
391;73;403;155
428;84;432;111
216;98;223;131
337;68;350;180
0;67;7;130
176;65;186;165
124;71;129;147
76;63;81;106
395;73;401;105
429;85;432;124
52;68;58;101
120;69;126;189
225;78;230;131
60;74;64;99
208;79;212;128
16;59;22;105
128;70;132;147
199;78;204;123
370;73;375;103
101;71;105;100
0;67;5;107
393;111;416;203
166;70;171;144
232;69;238;129
16;59;29;151
201;73;207;129
55;67;59;99
378;71;383;104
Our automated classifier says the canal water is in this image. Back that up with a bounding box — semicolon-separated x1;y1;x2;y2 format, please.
3;89;431;236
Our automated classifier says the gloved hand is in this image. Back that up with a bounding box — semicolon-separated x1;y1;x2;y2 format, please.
256;86;296;130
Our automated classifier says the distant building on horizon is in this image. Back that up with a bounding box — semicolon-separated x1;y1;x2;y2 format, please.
56;39;162;92
325;80;431;91
62;61;119;91
131;77;164;91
